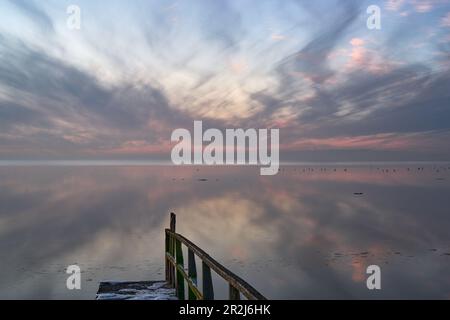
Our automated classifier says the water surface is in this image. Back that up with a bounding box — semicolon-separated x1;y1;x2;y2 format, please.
0;163;449;299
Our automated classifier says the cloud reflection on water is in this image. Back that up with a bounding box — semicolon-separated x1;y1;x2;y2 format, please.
0;164;449;299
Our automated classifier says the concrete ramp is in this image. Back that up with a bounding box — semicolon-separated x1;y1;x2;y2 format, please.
96;281;177;300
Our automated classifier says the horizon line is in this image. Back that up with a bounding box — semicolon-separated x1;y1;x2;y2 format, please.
0;160;449;167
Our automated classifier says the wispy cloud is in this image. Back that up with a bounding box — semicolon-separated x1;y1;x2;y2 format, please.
0;0;450;161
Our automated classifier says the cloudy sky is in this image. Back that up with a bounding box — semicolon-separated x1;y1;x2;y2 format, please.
1;0;450;162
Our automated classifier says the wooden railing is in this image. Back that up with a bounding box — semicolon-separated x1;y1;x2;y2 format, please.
165;213;266;300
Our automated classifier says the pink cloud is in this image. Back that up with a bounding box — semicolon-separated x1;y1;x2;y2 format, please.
280;131;450;152
412;0;433;12
270;33;287;41
97;140;173;155
344;38;395;75
385;0;406;11
411;0;450;13
349;46;367;66
350;38;365;47
387;0;446;14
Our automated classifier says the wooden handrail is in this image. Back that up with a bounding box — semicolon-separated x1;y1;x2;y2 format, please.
165;213;266;300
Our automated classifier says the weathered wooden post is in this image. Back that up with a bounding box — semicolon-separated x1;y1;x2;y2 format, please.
175;237;185;299
229;284;240;300
170;213;176;287
170;212;176;232
202;261;214;300
166;212;177;287
188;249;197;300
165;228;170;284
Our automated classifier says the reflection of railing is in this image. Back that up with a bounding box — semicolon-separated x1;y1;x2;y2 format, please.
165;213;266;300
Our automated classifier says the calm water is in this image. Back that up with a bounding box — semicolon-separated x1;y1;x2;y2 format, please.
0;163;450;299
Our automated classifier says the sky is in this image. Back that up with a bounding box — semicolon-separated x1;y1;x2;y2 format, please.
0;0;450;162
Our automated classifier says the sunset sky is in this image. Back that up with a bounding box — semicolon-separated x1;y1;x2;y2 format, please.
1;0;450;162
